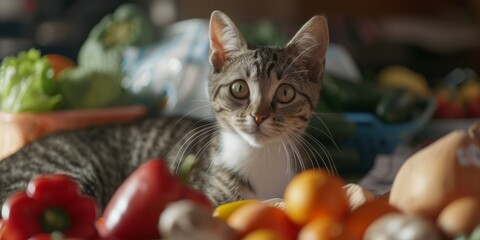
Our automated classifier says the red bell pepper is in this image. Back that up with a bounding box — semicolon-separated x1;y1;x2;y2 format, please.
1;174;99;240
0;220;5;239
99;159;212;240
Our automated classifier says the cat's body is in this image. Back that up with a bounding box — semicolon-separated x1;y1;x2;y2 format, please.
0;11;329;208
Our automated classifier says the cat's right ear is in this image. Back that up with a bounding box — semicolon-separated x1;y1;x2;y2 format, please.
209;10;247;73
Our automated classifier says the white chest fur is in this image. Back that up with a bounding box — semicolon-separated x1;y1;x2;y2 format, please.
214;132;298;200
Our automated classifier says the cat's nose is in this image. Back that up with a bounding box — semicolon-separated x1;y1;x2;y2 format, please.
252;113;270;124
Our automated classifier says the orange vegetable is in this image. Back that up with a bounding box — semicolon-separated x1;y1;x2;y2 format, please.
0;105;146;160
343;198;400;240
242;229;288;240
45;54;76;78
227;202;297;240
284;169;349;226
298;217;354;240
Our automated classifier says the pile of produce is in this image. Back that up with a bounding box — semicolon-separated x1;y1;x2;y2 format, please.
1;122;479;240
319;66;433;125
0;159;212;240
0;3;155;113
433;68;480;119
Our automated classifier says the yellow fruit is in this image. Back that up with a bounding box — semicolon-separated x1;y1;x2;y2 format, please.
284;169;349;226
458;80;480;104
377;65;430;97
213;199;258;222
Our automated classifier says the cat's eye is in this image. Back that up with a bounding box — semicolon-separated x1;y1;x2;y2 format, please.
230;80;249;99
276;84;295;103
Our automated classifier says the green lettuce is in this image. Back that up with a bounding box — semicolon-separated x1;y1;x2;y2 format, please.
0;49;62;112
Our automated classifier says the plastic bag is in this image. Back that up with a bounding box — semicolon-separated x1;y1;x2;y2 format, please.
122;19;213;119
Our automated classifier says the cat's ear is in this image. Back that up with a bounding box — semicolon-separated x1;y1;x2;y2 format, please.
209;10;248;73
286;16;329;76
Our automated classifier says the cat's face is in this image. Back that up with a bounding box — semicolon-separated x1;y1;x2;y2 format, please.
208;11;329;147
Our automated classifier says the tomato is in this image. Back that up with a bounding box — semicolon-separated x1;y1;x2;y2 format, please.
284;169;349;226
343;198;400;239
45;54;76;78
467;94;480;118
243;229;288;240
434;91;467;119
298;217;355;240
227;202;297;240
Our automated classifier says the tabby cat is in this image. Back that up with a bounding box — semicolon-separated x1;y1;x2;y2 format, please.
0;11;329;208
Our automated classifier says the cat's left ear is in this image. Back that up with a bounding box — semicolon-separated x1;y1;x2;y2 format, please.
209;10;248;73
286;16;329;78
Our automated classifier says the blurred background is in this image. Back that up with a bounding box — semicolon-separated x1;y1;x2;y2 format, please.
1;0;480;81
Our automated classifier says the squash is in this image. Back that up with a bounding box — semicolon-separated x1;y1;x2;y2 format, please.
389;122;480;219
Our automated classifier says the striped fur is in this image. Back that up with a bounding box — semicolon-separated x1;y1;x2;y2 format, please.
0;11;329;208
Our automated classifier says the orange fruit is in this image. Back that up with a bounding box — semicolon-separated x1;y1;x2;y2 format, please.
284;169;349;226
242;229;288;240
227;202;297;240
343;198;400;239
213;199;258;222
298;217;355;240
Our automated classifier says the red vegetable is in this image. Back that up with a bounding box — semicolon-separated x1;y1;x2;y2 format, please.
99;159;212;239
0;220;5;239
1;174;99;240
45;54;76;78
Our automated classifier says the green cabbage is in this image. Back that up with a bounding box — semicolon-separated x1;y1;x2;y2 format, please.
0;49;62;112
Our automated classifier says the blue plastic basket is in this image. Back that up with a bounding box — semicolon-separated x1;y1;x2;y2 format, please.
341;97;436;173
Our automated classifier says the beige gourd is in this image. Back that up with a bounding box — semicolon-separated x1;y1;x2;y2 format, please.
389;122;480;219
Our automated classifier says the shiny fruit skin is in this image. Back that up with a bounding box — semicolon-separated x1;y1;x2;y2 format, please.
299;217;355;240
343;198;400;239
213;199;258;222
227;202;297;240
284;169;349;226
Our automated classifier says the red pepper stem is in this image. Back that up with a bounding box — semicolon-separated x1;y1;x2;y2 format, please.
40;207;71;233
177;155;197;183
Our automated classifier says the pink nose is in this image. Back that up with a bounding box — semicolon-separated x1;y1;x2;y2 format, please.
253;114;269;124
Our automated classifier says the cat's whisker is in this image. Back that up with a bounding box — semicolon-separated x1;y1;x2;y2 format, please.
285;137;305;172
289;132;320;173
171;123;219;173
282;123;337;175
303;128;338;175
281;69;310;80
206;138;222;174
310;112;343;152
174;103;216;127
280;137;293;177
190;134;220;175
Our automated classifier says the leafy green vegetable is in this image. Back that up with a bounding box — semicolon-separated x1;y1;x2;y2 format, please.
59;67;128;109
78;3;155;76
0;49;62;112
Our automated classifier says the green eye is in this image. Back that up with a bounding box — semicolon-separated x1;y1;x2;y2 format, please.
230;80;249;99
276;84;295;103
